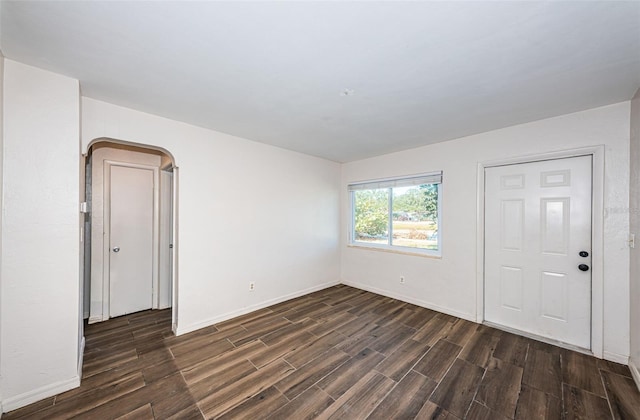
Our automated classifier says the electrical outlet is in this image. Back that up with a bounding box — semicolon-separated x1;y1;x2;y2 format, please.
400;276;405;284
249;282;255;291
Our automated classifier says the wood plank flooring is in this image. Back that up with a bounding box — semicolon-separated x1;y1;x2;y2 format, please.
5;285;640;419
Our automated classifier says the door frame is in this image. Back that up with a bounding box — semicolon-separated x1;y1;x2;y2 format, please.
103;160;160;318
475;146;605;358
158;169;174;310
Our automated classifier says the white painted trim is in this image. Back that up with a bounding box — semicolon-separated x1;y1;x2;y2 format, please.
591;147;605;359
603;351;629;365
77;336;86;378
2;376;80;412
176;280;340;336
475;146;605;358
475;163;485;324
158;170;173;309
171;167;179;334
103;161;160;318
88;315;106;324
629;360;640;392
84;137;176;166
341;279;476;322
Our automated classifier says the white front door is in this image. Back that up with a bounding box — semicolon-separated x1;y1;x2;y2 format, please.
109;165;154;317
484;155;592;349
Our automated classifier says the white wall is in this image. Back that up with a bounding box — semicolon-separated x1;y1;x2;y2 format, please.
630;88;640;386
1;60;80;409
341;102;631;362
88;146;161;322
81;98;341;335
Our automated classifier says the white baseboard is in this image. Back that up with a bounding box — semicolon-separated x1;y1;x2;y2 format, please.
77;336;86;378
2;375;80;413
603;351;629;365
630;360;640;392
341;279;476;322
88;315;105;324
176;280;341;336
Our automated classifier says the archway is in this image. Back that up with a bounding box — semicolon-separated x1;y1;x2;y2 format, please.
82;138;179;334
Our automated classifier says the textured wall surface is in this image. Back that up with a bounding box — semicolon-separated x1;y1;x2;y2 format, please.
342;102;631;361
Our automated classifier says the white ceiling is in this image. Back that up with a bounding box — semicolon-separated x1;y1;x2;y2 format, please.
2;1;639;162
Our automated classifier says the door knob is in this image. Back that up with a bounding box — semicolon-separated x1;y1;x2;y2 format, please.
578;264;589;271
113;246;120;253
579;251;589;257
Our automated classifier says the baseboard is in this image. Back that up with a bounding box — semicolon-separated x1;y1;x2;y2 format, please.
2;375;80;413
630;360;640;392
603;351;629;365
77;336;86;378
176;280;341;336
83;311;89;319
341;279;476;322
88;315;104;324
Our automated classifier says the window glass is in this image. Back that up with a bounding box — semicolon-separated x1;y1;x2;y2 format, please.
353;188;389;245
350;173;441;255
391;184;438;250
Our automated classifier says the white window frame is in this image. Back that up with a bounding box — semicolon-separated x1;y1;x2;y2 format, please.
349;172;442;257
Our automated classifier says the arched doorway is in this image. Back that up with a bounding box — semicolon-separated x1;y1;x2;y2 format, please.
82;139;178;332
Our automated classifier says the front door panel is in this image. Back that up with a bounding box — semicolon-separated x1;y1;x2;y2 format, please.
485;155;592;349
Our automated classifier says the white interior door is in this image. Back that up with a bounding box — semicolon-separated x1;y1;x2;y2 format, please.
109;165;154;317
484;155;592;349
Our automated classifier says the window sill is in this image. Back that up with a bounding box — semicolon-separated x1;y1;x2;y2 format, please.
347;244;442;259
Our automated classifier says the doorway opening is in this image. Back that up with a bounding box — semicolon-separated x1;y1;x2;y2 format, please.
83;139;178;333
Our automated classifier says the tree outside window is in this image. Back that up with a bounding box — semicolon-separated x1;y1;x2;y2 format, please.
350;173;441;254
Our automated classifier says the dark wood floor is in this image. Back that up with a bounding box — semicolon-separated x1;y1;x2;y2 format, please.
5;285;640;419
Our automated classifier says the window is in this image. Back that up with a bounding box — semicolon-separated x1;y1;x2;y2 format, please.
349;172;442;255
